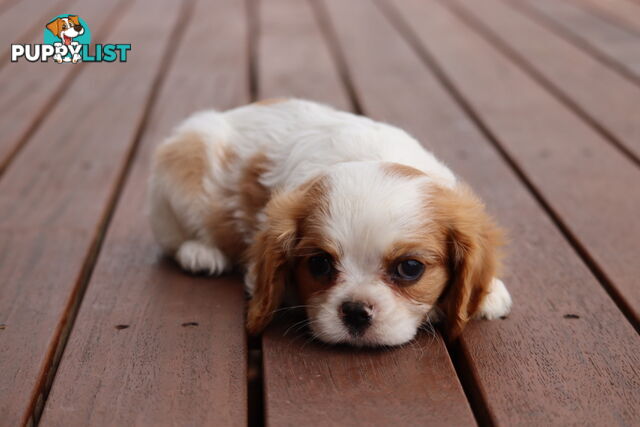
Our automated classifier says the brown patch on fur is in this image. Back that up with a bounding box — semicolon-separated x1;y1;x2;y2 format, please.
219;144;239;170
239;153;272;233
429;184;503;340
206;208;241;259
382;239;449;306
155;133;245;260
206;153;272;260
246;176;329;334
294;258;334;306
206;146;262;259
154;132;208;196
254;98;289;106
293;234;341;305
289;181;338;306
382;162;425;179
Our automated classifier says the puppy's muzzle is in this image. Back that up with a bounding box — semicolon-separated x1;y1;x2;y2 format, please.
340;301;373;336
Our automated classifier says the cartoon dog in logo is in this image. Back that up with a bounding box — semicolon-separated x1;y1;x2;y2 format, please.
46;15;84;63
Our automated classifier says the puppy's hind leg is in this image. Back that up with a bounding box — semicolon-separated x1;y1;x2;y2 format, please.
149;182;231;275
149;111;235;276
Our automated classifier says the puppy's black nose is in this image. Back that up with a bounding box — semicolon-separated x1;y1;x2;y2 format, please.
340;301;372;335
74;24;83;32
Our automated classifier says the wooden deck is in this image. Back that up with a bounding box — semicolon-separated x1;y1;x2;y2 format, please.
1;0;640;425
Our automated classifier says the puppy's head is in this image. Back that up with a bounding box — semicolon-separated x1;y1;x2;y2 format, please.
46;16;84;43
246;162;502;346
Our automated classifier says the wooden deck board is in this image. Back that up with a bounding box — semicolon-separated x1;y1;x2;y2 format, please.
39;0;250;425
0;0;127;175
257;2;475;425
449;0;640;163
0;0;20;17
265;316;473;427
0;0;638;424
516;0;640;82
0;0;185;423
329;0;640;424
573;0;640;33
256;0;350;110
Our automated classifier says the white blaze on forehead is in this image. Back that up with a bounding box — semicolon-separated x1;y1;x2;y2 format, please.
323;162;431;269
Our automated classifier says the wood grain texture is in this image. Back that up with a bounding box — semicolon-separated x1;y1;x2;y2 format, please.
0;0;126;174
256;0;350;110
573;0;640;32
0;0;19;16
448;0;640;162
326;0;640;424
0;0;75;65
516;0;640;81
264;314;473;427
391;0;640;326
39;0;250;425
0;0;185;424
258;1;476;425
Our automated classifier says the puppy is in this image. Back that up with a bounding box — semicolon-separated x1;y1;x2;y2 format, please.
45;15;84;63
148;99;511;346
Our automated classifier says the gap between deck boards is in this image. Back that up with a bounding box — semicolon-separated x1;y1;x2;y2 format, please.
25;1;196;424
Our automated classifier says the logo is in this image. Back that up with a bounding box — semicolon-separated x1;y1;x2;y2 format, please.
11;14;131;63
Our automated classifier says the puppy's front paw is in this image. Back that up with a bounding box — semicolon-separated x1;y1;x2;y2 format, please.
477;278;512;320
176;241;229;275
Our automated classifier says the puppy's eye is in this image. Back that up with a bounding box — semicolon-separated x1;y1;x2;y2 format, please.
308;253;333;277
395;259;425;281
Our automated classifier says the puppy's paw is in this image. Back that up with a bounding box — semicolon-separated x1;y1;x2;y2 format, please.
176;241;229;275
477;278;512;320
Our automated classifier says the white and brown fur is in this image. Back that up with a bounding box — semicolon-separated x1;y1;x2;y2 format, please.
148;99;511;346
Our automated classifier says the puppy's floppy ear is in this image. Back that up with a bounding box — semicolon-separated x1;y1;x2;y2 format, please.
46;18;62;37
245;189;306;334
68;15;80;26
434;184;503;340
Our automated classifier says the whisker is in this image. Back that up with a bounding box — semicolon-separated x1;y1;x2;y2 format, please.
292;318;321;334
283;318;312;336
301;331;320;349
270;304;313;315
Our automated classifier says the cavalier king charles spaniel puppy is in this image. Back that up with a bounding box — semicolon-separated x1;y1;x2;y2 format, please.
148;99;511;346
